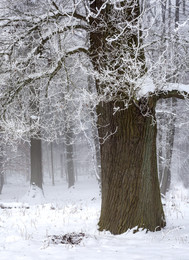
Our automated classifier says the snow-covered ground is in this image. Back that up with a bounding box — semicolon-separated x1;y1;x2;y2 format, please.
0;177;189;260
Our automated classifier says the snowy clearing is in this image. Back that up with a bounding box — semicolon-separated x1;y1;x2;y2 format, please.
0;177;189;260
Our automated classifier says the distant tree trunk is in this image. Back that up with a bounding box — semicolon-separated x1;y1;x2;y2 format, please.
0;173;4;194
157;100;168;193
0;135;4;194
97;100;165;234
60;153;64;178
65;132;75;188
30;137;43;189
175;0;180;28
92;126;101;179
168;0;171;23
156;100;164;185
161;0;166;24
88;71;101;181
161;0;167;38
159;98;177;195
50;142;55;186
0;167;4;194
183;0;186;15
29;84;43;190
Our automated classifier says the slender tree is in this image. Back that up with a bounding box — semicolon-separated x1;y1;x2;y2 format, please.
157;98;177;195
65;131;75;188
0;148;4;194
50;142;55;186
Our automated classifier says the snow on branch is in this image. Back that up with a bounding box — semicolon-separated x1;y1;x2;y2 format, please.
137;77;189;100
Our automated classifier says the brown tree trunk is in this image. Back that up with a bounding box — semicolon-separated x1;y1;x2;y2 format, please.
89;0;165;234
98;100;165;234
30;137;43;189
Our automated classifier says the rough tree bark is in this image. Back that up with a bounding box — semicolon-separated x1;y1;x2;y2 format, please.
97;99;165;234
89;0;187;234
89;0;166;234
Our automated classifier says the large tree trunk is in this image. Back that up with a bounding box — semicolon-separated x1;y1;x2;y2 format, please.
89;0;165;234
30;137;43;189
98;100;165;234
